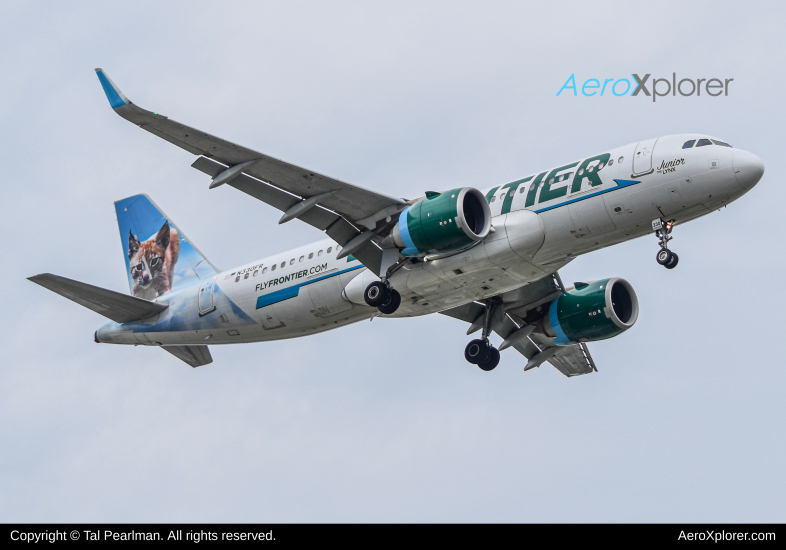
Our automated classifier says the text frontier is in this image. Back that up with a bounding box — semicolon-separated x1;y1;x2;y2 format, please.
557;73;734;101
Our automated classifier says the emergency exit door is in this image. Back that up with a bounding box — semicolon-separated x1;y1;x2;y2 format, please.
632;138;658;176
197;277;215;316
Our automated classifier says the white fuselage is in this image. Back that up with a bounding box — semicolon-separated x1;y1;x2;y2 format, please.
96;134;762;347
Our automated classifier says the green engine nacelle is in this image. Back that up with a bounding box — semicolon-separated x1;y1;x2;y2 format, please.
544;278;639;345
391;187;492;256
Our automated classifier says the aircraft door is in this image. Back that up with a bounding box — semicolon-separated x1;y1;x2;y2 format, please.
632;138;658;176
197;276;216;316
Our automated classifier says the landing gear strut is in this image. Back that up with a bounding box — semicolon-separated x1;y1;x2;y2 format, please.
364;281;401;314
464;299;501;371
652;218;679;270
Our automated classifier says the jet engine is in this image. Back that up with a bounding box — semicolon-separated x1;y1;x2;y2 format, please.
391;188;492;257
543;278;639;345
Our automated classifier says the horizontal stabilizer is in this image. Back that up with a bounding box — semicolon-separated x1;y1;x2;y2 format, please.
28;273;168;324
163;345;212;368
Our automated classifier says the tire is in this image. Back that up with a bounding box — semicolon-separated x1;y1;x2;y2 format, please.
464;339;489;365
377;289;401;314
656;248;673;266
479;347;500;371
665;252;679;269
364;281;389;307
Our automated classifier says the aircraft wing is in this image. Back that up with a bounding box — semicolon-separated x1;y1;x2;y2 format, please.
439;272;597;377
95;69;407;275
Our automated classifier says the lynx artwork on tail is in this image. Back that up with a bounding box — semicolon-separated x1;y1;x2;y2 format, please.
127;221;180;300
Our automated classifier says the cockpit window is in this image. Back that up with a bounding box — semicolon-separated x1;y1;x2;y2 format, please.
696;138;713;147
712;139;732;148
682;140;696;149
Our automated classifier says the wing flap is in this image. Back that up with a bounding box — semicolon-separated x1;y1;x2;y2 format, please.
28;273;168;324
191;155;385;273
548;343;596;376
163;345;213;368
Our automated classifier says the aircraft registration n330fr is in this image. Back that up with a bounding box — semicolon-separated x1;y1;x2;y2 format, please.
29;69;765;374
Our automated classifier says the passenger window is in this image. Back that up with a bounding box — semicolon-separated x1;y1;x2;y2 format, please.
308;252;314;259
696;138;712;147
712;140;732;148
608;159;613;166
490;196;496;203
682;140;696;149
280;261;286;268
290;259;295;265
519;186;526;194
271;264;276;271
597;162;605;170
327;247;333;253
244;273;249;279
262;267;268;274
318;250;323;256
618;156;624;163
299;255;304;262
253;270;258;277
549;178;554;184
235;276;240;282
578;168;584;175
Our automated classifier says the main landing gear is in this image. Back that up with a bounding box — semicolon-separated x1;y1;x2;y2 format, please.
364;281;401;314
652;218;679;270
464;299;501;371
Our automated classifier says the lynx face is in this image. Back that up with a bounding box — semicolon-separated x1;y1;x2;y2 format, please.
128;221;179;299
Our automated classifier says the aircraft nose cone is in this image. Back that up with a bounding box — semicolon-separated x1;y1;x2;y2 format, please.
733;149;765;189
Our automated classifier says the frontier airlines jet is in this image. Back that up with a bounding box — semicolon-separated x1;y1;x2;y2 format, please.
29;70;764;375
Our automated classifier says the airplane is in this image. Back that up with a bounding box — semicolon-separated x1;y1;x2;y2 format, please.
28;69;765;374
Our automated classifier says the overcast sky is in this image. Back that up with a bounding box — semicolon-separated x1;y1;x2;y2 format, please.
2;0;785;522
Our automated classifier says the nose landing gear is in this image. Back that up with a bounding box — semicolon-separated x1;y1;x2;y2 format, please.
652;218;679;269
463;299;501;371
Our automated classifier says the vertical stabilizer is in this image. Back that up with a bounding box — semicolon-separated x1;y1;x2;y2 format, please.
115;194;218;300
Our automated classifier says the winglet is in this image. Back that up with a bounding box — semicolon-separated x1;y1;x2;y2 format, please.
95;68;129;109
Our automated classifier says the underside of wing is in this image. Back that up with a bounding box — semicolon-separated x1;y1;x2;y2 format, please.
439;271;598;377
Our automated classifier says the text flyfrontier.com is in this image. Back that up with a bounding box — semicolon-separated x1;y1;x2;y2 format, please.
10;529;275;543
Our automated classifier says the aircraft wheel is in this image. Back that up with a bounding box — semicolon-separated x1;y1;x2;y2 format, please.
478;347;500;371
656;248;673;266
665;252;679;269
364;281;389;307
377;289;401;314
464;339;489;365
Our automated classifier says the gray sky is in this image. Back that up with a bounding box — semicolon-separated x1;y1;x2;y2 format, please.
2;0;785;521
